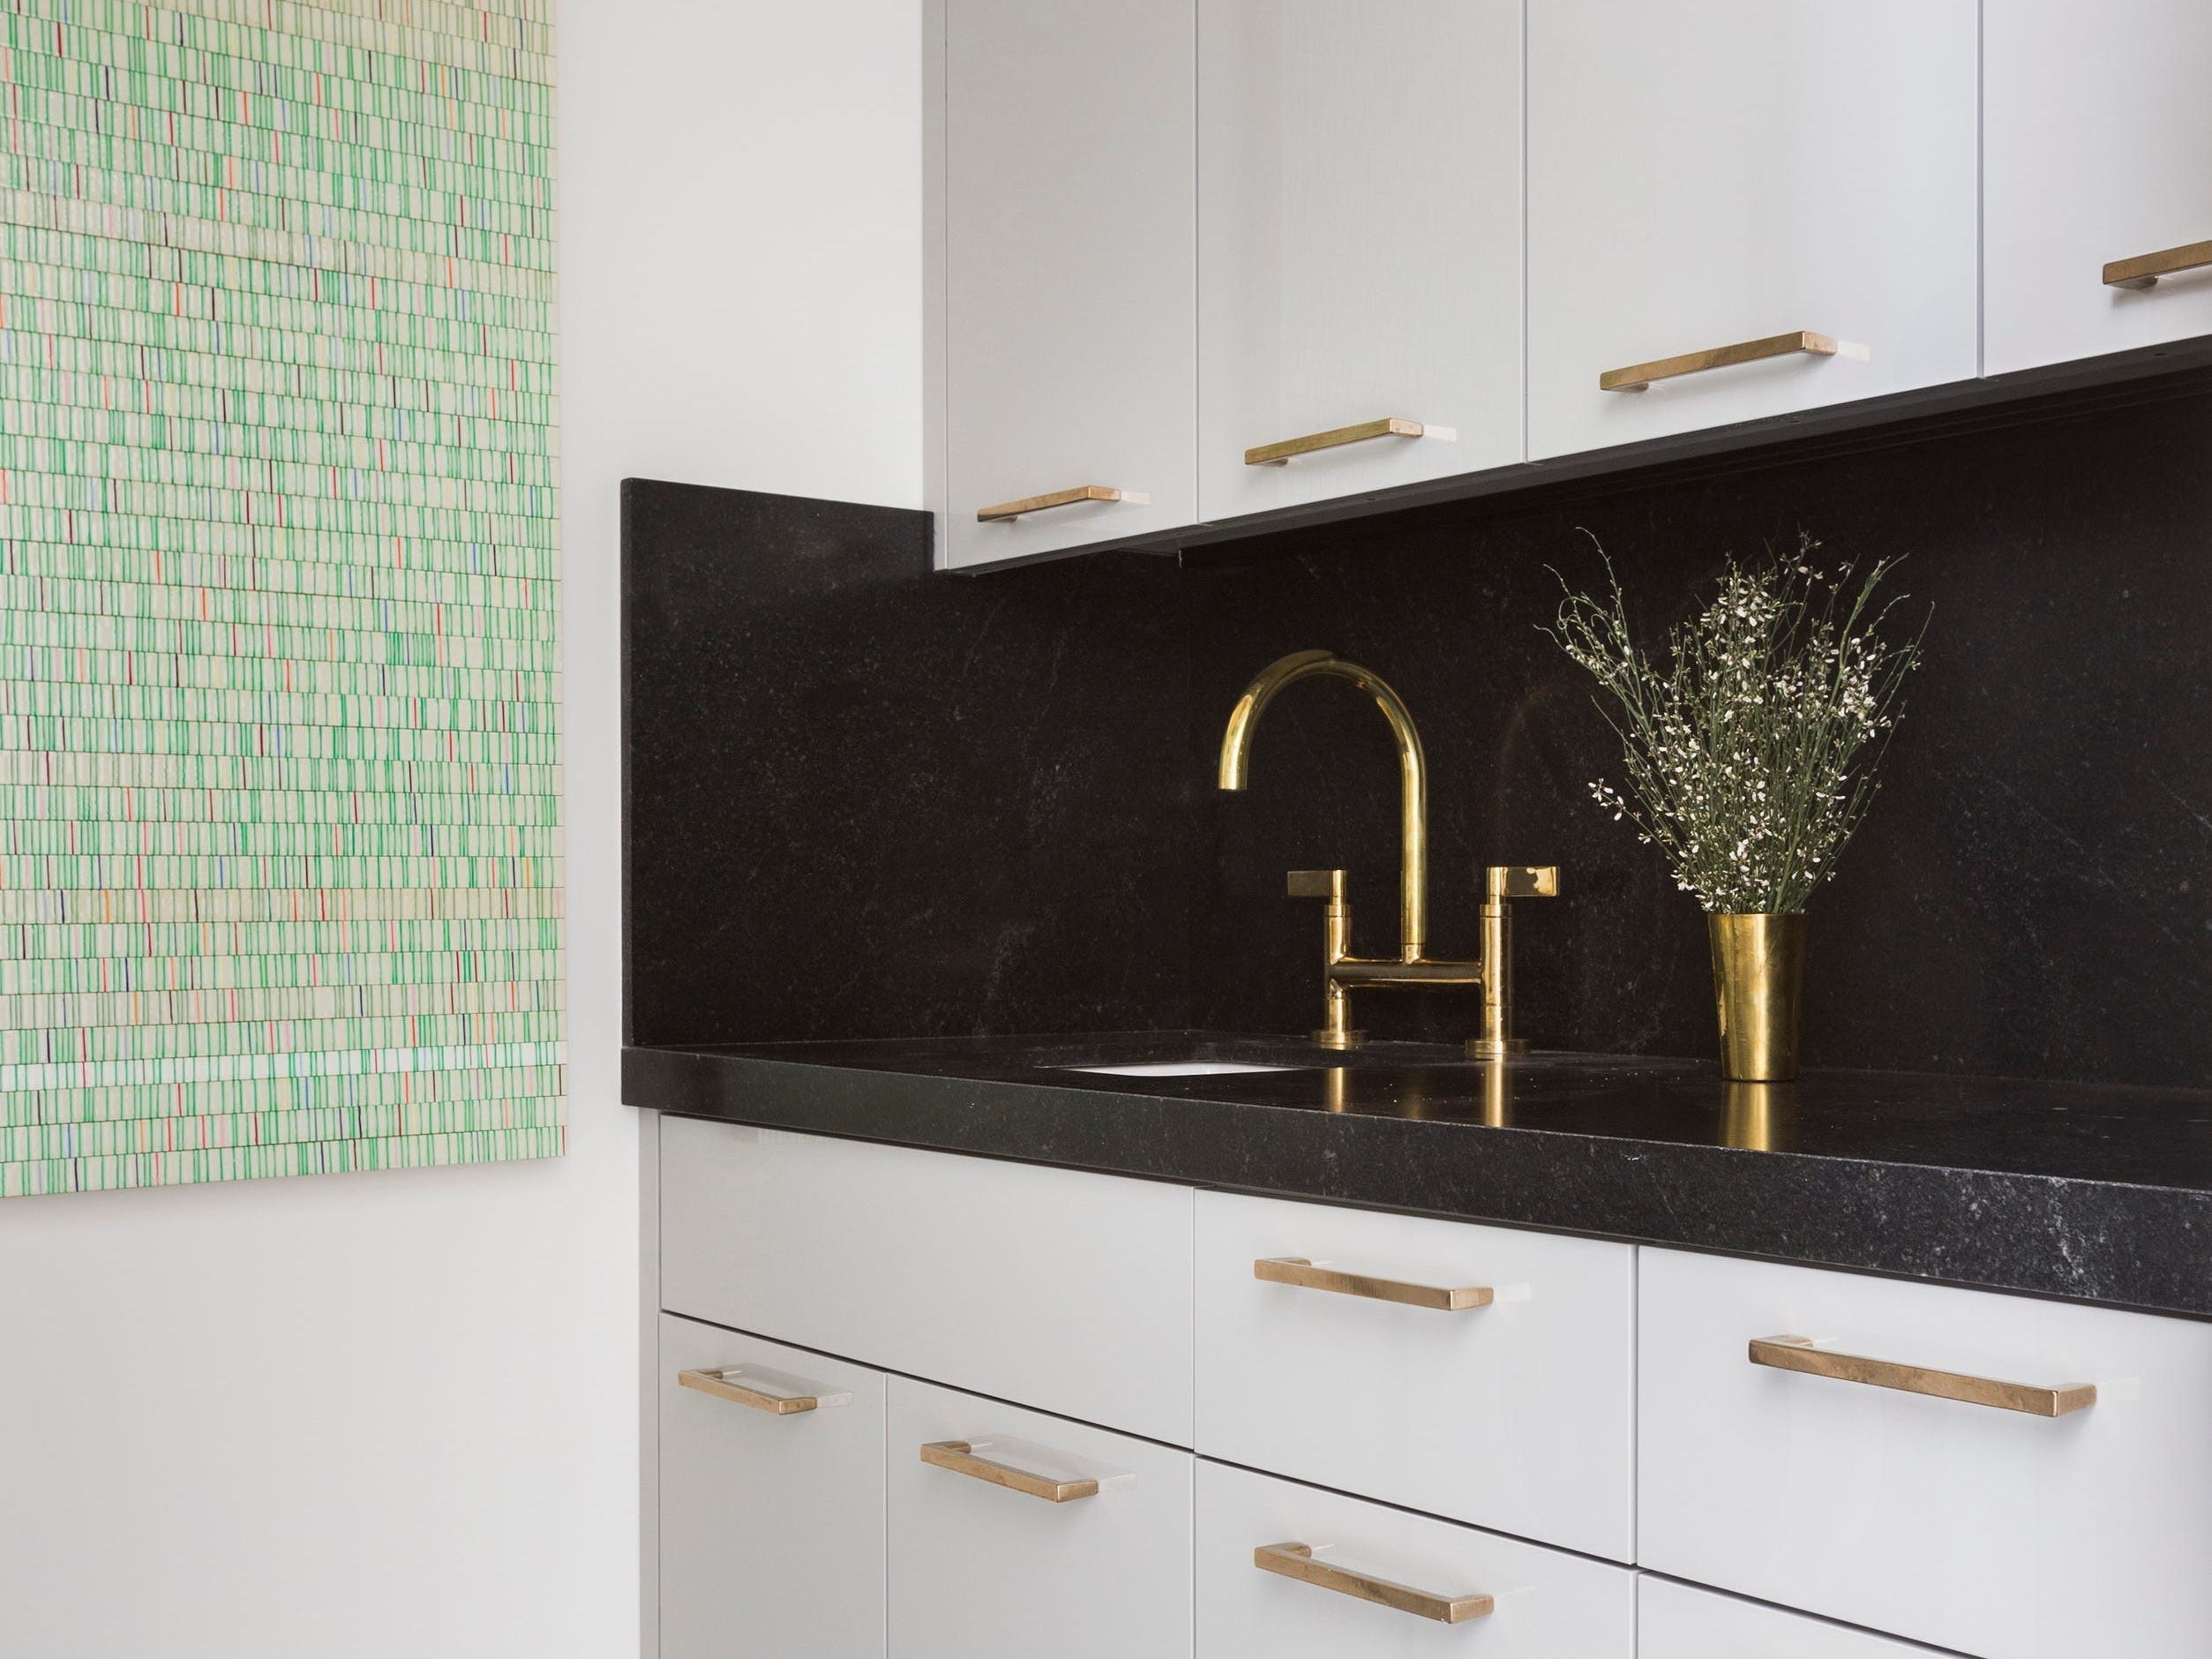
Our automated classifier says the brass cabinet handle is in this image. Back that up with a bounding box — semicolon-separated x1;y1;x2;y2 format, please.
975;484;1151;522
919;1438;1103;1502
1254;1542;1494;1625
1749;1335;2096;1417
2103;238;2212;290
1254;1255;1495;1311
676;1366;851;1415
1601;329;1845;392
1245;417;1456;467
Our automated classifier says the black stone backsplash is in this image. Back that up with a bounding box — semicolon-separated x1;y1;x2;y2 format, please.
626;370;2212;1086
622;482;1191;1046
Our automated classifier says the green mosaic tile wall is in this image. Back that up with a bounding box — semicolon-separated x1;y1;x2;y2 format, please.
0;0;562;1195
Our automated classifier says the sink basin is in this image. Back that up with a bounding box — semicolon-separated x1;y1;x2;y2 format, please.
1061;1061;1302;1077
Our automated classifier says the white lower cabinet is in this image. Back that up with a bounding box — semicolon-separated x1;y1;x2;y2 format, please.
1639;1248;2212;1659
1194;1191;1634;1560
1195;1460;1635;1656
660;1119;1195;1445
1640;1577;1968;1659
659;1315;887;1659
887;1376;1195;1659
655;1126;2208;1659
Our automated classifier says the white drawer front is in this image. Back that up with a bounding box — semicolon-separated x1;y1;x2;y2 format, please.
1196;1459;1634;1659
661;1119;1195;1445
1196;1191;1635;1559
659;1316;886;1659
1640;1249;2212;1659
889;1376;1194;1659
1640;1577;1968;1659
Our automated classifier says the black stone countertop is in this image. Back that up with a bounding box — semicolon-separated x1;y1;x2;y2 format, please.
624;1032;2212;1320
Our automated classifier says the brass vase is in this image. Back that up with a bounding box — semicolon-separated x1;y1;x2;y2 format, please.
1707;912;1809;1082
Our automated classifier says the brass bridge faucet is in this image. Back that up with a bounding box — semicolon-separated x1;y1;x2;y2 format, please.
1218;649;1557;1055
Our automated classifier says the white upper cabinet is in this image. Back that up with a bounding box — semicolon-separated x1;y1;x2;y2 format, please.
1526;1;1979;461
1196;0;1522;523
930;0;2188;563
1984;0;2212;376
940;0;1196;569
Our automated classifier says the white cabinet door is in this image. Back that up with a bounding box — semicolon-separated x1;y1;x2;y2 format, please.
941;0;1196;569
1196;1460;1635;1659
1639;1249;2212;1659
888;1377;1194;1659
1194;1191;1635;1561
661;1119;1196;1446
1196;0;1521;523
1984;0;2212;375
1526;2;1978;461
1640;1577;1970;1659
660;1315;886;1659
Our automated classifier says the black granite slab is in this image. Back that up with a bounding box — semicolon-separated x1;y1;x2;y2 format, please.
626;1034;2212;1321
622;480;1192;1045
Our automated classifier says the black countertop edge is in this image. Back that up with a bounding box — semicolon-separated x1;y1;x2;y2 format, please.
623;1037;2212;1323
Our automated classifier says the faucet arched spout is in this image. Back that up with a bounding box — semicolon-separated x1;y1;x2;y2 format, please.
1217;650;1429;960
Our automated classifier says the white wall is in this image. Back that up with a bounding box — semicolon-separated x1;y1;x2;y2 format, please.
0;4;921;1655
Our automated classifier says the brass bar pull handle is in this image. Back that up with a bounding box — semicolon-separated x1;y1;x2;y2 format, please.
1245;417;1456;468
919;1439;1105;1502
1254;1542;1494;1625
1749;1336;2096;1417
1601;330;1850;392
2103;238;2212;289
1255;1255;1494;1311
976;484;1151;522
676;1366;851;1415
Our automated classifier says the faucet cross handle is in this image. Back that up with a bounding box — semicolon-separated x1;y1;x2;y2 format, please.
1469;865;1561;1059
1286;868;1365;1050
1486;865;1559;901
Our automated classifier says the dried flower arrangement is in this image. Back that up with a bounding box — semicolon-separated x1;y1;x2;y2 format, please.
1548;535;1929;916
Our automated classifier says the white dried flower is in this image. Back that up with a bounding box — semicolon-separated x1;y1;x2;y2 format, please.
1543;533;1928;914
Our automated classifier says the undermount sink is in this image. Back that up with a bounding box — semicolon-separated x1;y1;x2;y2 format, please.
1061;1061;1303;1077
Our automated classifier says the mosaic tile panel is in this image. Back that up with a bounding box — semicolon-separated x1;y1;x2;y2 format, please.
0;0;562;1195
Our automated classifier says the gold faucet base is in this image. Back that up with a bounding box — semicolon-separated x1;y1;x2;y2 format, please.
1312;1029;1368;1051
1465;1037;1530;1059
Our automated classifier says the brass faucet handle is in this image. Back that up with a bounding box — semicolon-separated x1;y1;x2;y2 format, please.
1484;865;1559;902
1289;869;1363;1048
1469;865;1559;1059
1286;868;1350;901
